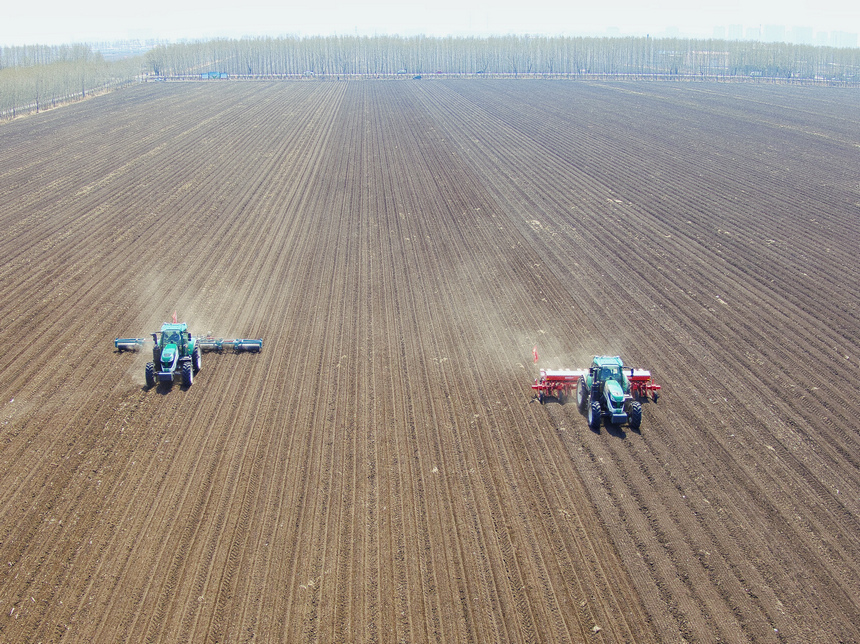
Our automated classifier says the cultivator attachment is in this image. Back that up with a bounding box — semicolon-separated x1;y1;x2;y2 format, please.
114;335;263;353
196;336;263;353
114;338;146;351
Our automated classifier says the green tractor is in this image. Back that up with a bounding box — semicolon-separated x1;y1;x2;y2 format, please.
576;356;646;431
145;322;202;388
115;315;263;389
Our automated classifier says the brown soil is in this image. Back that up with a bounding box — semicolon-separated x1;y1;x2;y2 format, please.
1;80;858;642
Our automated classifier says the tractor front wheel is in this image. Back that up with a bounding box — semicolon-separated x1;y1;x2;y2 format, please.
588;401;602;429
145;362;156;388
182;362;193;386
628;401;642;431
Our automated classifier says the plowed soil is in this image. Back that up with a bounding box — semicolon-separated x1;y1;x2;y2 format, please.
1;80;859;643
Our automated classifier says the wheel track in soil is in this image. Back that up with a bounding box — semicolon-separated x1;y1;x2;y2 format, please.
310;89;366;643
262;85;373;643
251;127;344;641
144;83;340;640
391;120;495;642
382;88;482;642
99;83;345;642
173;84;349;642
1;80;859;643
377;83;651;642
220;83;351;642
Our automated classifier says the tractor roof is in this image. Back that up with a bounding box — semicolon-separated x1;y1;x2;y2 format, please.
592;355;624;368
160;322;188;333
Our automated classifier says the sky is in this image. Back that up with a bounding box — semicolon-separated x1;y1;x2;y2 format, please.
2;0;859;47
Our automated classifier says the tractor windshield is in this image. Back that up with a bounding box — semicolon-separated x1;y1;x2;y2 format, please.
162;330;181;346
600;366;622;382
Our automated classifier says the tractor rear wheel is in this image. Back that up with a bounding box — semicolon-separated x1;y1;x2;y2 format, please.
182;362;193;386
588;401;602;429
145;362;156;388
576;378;588;412
192;346;202;372
628;401;642;431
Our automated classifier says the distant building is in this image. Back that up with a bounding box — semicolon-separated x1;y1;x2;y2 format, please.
763;25;786;43
812;30;859;47
728;25;744;40
832;31;859;48
791;26;814;46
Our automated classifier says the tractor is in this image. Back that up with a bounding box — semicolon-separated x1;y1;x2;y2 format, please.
115;315;263;389
145;322;201;387
532;355;660;430
575;356;659;430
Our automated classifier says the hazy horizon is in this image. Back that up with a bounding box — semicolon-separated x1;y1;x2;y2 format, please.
4;0;859;48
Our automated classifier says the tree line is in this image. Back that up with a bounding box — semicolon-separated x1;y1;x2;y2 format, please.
1;44;102;69
145;35;860;81
2;35;858;120
0;45;141;119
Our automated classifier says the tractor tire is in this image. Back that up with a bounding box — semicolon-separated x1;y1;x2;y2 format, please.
192;346;202;372
182;362;193;386
145;362;156;388
628;401;642;431
576;378;588;412
588;401;602;429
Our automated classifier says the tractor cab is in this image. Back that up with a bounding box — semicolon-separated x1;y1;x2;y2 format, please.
158;322;189;349
146;322;199;386
586;356;634;425
590;356;627;388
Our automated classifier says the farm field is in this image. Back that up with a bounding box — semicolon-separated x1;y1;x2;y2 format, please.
0;79;859;642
